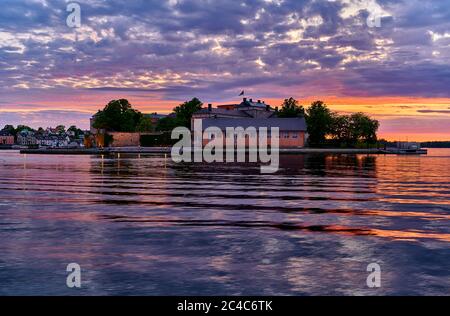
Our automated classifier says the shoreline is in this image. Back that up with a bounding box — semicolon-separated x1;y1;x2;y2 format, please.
17;147;394;155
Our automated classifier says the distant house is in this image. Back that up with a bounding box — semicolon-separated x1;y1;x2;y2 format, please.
36;135;68;148
17;131;38;146
57;135;70;147
192;98;307;148
0;131;14;145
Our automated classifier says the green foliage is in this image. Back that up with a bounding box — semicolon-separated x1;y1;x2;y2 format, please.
92;97;201;134
305;101;334;146
305;101;379;147
329;113;379;146
1;125;16;136
136;117;153;132
67;125;84;138
277;97;305;118
93;99;143;132
330;113;351;145
16;125;35;133
155;97;202;131
348;112;379;144
55;125;66;134
173;97;203;129
156;116;180;132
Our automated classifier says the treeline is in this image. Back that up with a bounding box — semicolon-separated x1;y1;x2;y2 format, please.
92;98;203;147
420;141;450;148
278;98;379;148
93;98;203;132
93;97;380;148
1;124;84;138
156;98;203;131
92;99;154;132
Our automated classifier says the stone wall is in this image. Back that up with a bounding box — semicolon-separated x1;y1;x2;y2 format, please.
109;132;141;147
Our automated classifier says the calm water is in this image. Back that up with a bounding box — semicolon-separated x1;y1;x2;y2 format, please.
0;149;449;295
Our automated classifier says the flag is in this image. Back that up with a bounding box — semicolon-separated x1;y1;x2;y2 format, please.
239;90;244;96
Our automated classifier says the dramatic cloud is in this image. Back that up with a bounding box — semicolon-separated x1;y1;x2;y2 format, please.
0;0;449;139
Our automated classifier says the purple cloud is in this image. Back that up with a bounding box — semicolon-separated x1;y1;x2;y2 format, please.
0;0;450;131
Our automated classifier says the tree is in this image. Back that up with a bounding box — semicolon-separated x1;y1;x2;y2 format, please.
156;116;180;132
93;99;143;132
277;97;305;118
173;98;203;129
68;125;83;138
348;113;379;144
329;112;379;146
2;125;16;136
305;101;334;146
136;117;153;132
55;125;66;134
15;125;34;133
330;114;351;145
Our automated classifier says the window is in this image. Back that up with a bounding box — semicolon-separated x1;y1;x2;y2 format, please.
292;132;298;139
283;132;289;138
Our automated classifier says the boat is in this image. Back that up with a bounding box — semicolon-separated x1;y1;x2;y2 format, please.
382;142;427;155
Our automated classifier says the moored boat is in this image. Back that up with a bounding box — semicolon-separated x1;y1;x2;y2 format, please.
382;142;427;155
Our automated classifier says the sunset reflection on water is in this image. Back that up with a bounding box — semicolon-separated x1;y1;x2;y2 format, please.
0;150;449;295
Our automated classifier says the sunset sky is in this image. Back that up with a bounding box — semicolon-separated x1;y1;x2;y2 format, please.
1;0;449;141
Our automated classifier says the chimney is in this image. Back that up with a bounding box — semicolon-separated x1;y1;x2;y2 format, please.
250;98;253;103
208;104;212;111
257;100;261;103
266;104;270;111
243;97;247;102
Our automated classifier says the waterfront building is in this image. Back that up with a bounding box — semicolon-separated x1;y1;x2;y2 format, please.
192;98;307;148
36;135;70;148
0;131;14;145
17;131;38;146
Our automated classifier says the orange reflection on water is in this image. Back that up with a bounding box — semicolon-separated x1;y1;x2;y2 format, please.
362;210;450;221
367;228;450;243
322;225;450;242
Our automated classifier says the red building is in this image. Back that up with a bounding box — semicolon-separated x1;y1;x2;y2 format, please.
0;131;14;145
